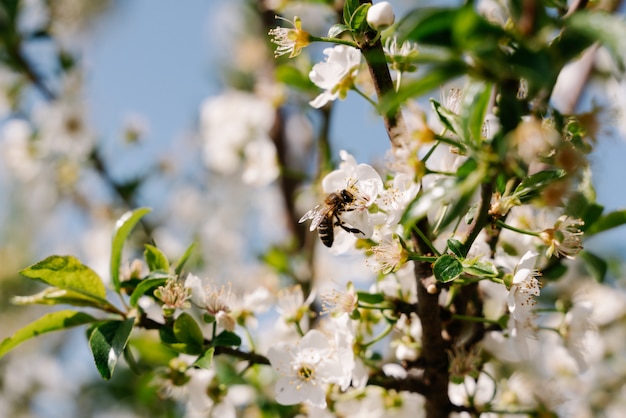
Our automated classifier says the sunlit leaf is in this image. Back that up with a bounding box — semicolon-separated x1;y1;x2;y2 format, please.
144;244;170;272
20;255;106;300
12;288;112;310
194;347;215;369
174;242;195;276
129;277;168;307
0;310;96;358
111;208;152;293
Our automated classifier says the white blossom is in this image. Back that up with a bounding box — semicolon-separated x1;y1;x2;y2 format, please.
507;250;541;325
267;329;351;408
309;46;362;108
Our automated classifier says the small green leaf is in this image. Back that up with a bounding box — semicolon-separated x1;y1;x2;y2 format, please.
356;291;385;304
434;254;463;283
174;242;195;276
213;330;242;348
464;260;498;277
447;239;464;258
20;255;106;300
513;170;566;202
343;0;360;27
111;208;152;293
431;99;462;135
328;23;349;39
0;310;96;358
349;4;371;33
144;244;170;272
87;318;135;380
173;312;204;348
579;251;608;283
129;277;168;307
585;209;626;236
275;65;314;91
194;347;215;369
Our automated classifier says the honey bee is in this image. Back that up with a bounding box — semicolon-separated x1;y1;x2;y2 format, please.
299;189;364;247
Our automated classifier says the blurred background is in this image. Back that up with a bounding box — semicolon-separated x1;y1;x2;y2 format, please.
0;0;625;417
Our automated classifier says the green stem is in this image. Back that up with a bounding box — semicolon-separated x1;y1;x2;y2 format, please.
352;85;379;108
411;225;439;256
407;253;438;263
451;314;500;325
294;320;305;337
494;219;540;237
361;323;394;349
310;36;359;48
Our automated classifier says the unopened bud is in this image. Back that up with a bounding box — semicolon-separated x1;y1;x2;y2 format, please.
367;2;395;31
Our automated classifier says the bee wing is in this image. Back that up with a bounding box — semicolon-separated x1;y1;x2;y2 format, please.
299;205;329;231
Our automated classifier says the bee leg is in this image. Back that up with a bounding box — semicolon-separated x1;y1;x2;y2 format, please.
336;221;364;236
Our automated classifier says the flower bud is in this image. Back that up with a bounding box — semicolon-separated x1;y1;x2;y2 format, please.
367;2;395;31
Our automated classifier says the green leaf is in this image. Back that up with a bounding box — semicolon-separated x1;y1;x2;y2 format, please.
431;99;462;135
174;242;196;275
144;244;170;272
585;209;626;236
213;330;242;348
20;255;106;300
447;239;464;258
129;277;168;307
567;11;626;71
380;62;467;116
464;260;499;277
0;310;96;358
194;347;215;369
433;254;463;283
111;207;152;293
460;81;492;146
356;291;385;304
12;288;110;310
579;251;608;283
513;170;566;203
350;4;371;33
88;318;135;380
275;65;314;91
397;7;458;47
328;23;349;39
173;312;204;348
343;0;360;28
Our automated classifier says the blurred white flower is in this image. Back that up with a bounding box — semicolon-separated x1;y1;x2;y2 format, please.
200;91;278;186
309;46;362;108
0;119;40;181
